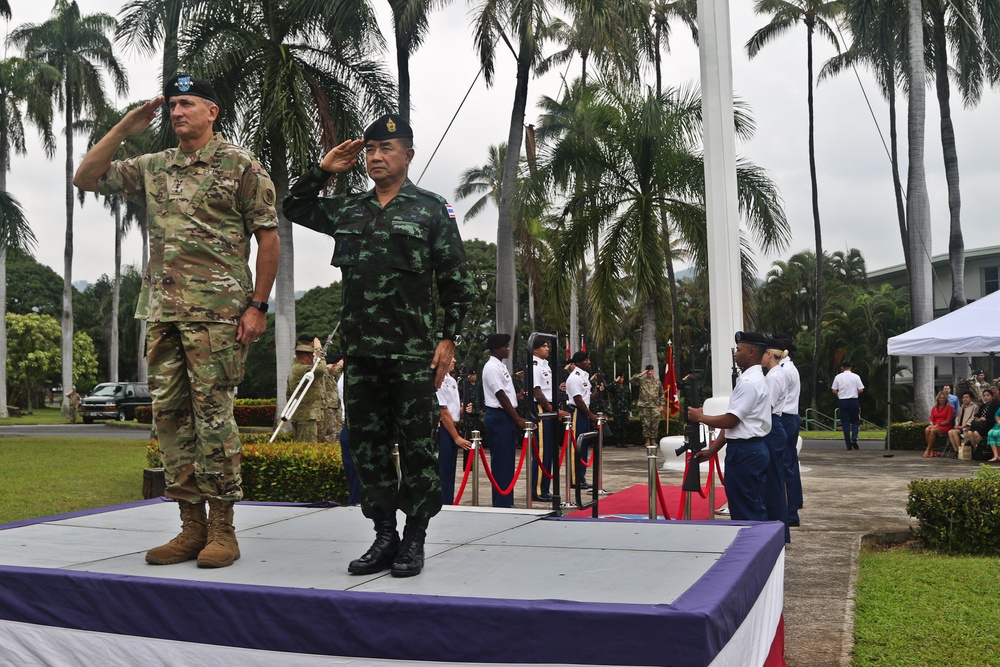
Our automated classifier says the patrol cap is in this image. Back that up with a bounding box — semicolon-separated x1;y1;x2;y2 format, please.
487;333;511;350
735;331;770;348
645;364;654;371
571;351;589;364
164;73;217;104
294;342;314;354
364;114;413;142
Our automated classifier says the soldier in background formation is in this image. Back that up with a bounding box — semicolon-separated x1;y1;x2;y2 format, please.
438;358;472;505
772;334;803;529
530;338;568;501
632;365;664;449
74;73;280;570
284;113;474;578
566;351;599;489
482;334;525;508
286;336;327;442
66;386;80;424
319;353;344;443
461;369;485;439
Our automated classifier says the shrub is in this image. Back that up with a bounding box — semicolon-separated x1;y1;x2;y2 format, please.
136;406;152;424
907;474;1000;555
135;401;276;426
886;422;930;450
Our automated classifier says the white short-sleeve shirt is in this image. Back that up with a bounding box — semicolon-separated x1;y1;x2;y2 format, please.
765;362;788;415
437;373;461;422
778;357;801;415
725;364;771;440
338;374;345;421
566;367;591;409
482;356;516;408
533;355;553;403
831;370;864;399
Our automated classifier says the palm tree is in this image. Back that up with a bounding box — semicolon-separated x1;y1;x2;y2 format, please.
906;0;933;419
470;0;555;366
820;0;908;279
747;0;844;408
182;0;395;411
647;0;697;97
0;1;10;19
0;190;36;414
9;0;127;416
0;56;58;418
387;0;436;121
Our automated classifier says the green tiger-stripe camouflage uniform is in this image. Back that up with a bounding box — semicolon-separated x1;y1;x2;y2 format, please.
98;132;277;502
284;167;474;520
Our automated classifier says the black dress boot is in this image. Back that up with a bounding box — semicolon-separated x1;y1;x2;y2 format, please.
348;514;399;575
391;516;429;578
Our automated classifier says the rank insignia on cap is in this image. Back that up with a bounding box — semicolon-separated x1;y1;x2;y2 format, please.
177;76;192;92
386;118;397;133
446;203;456;219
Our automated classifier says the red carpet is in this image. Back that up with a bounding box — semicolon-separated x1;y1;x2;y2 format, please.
567;483;727;520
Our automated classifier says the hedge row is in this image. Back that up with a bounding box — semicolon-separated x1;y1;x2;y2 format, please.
146;433;349;504
907;466;1000;555
886;422;932;450
136;401;277;426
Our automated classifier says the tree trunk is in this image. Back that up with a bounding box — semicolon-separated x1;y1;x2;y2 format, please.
907;0;934;420
61;87;74;416
806;23;824;411
931;10;965;311
641;301;657;372
887;65;909;283
495;42;531;370
0;161;8;417
569;275;579;355
271;139;295;418
110;198;121;381
396;35;411;122
157;1;181;150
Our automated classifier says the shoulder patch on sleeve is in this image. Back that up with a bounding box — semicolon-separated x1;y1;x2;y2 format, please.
263;187;276;206
445;203;456;219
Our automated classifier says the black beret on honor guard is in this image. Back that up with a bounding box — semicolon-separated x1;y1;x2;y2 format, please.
364;114;414;141
164;74;217;104
487;333;511;350
734;331;771;348
571;351;590;364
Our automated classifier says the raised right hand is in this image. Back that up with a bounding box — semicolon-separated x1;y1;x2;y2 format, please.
320;139;366;173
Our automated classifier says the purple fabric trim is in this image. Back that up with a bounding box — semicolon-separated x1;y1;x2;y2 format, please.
0;499;336;531
0;520;783;666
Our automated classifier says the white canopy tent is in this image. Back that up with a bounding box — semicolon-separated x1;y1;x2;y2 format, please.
887;289;1000;357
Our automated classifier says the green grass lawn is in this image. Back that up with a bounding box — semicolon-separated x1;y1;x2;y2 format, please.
0;437;147;524
0;405;84;426
854;544;1000;666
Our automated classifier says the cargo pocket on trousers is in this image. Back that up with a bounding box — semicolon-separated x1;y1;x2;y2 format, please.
209;326;246;387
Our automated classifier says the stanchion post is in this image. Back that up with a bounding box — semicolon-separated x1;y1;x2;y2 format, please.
595;413;607;495
471;430;481;507
523;421;536;509
646;444;658;520
708;456;716;520
563;413;574;507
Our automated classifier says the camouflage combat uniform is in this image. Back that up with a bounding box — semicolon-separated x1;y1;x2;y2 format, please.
284;166;474;521
608;381;631;447
633;372;664;443
98;132;278;503
287;356;328;442
319;364;344;443
66;389;81;424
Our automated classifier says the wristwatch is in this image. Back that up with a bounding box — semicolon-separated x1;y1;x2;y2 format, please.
248;300;269;313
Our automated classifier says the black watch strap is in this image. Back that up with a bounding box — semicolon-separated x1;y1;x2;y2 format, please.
249;300;269;313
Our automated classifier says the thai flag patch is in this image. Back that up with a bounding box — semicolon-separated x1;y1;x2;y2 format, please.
446;203;456;219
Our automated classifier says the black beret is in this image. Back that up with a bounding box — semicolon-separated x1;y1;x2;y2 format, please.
164;73;217;104
531;337;550;350
645;364;654;371
571;351;589;364
772;332;797;353
735;331;770;348
841;360;853;367
364;114;413;141
487;333;511;350
766;337;787;351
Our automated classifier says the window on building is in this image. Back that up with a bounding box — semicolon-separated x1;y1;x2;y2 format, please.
985;267;999;295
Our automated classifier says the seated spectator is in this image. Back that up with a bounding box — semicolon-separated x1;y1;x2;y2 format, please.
948;391;978;454
964;386;999;453
987;412;1000;463
923;391;954;458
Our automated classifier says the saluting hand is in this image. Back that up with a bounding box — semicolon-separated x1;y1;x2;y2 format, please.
119;96;164;136
431;339;456;389
320;139;366;174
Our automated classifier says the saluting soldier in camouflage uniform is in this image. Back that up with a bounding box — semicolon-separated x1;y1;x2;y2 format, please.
462;370;485;439
66;386;81;424
287;337;327;442
74;74;279;570
284;114;474;578
632;365;664;449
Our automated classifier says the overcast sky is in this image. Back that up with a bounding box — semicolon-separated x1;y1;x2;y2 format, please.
6;1;1000;298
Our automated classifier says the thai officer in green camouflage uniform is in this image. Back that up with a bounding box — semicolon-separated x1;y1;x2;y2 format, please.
284;114;474;577
74;74;279;569
632;365;664;449
286;337;327;442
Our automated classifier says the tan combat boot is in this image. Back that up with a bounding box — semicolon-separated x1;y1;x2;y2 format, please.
145;501;207;565
197;498;241;568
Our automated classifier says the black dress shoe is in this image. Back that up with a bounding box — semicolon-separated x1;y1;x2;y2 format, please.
851;441;860;450
788;520;801;527
532;494;552;502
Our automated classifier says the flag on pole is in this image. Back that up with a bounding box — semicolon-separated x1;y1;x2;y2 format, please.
580;337;587;353
663;342;680;418
566;337;571;360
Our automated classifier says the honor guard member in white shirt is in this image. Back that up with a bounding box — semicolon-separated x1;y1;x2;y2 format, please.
831;359;865;450
761;339;790;543
482;334;526;507
689;331;772;521
772;334;803;527
437;358;472;505
566;350;599;489
530;338;568;502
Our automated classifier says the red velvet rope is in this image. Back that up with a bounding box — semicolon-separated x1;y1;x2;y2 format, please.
653;468;672;520
676;453;722;518
451;443;478;504
475;433;530;496
529;430;556;480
